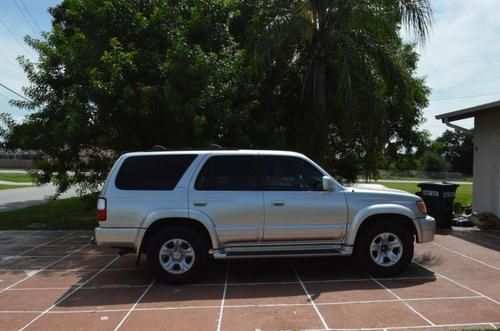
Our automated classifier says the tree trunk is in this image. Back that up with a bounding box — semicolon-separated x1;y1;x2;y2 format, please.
308;59;328;163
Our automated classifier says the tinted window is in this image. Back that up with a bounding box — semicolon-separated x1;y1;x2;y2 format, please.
115;154;197;190
263;156;323;191
195;156;259;191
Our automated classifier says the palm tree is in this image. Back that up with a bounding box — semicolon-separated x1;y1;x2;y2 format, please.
259;0;432;162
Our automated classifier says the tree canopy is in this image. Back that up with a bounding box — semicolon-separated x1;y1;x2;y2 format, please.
8;0;432;193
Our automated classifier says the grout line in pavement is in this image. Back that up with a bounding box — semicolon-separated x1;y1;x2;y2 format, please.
292;263;329;330
303;321;500;330
16;231;79;256
113;279;156;331
6;284;151;291
369;275;435;326
0;295;489;315
2;231;43;245
452;231;500;250
216;262;229;331
0;254;119;258
413;261;500;305
432;242;500;271
0;267;141;272
0;240;91;294
17;255;121;331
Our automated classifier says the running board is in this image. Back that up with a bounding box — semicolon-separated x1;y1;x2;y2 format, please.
212;245;353;259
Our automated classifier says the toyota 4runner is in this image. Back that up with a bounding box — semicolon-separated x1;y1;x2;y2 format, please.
95;149;435;283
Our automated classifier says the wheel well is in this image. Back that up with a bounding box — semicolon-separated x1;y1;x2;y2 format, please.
140;218;213;253
355;214;418;243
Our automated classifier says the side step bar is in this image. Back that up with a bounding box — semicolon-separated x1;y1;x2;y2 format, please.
212;245;353;259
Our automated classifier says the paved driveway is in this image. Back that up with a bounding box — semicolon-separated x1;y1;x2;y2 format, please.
0;185;78;212
0;228;499;330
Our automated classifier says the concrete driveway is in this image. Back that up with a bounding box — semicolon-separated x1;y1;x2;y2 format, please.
0;227;499;330
0;185;78;212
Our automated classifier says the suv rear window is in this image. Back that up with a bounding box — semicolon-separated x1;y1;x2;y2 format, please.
195;155;259;191
115;154;197;190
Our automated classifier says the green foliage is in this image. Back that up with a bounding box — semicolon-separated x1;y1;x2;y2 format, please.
8;0;432;191
0;112;15;148
10;0;250;195
420;151;451;173
384;129;431;171
434;130;473;175
237;0;431;180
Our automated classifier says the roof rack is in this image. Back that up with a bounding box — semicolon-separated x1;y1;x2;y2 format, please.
143;144;238;152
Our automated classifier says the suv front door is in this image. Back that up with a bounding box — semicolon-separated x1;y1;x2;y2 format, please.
189;154;264;246
262;155;347;242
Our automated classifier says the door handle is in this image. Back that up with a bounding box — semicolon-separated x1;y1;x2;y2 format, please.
193;201;207;207
272;200;285;206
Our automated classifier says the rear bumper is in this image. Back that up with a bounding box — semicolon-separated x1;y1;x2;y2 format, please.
94;227;141;250
416;215;436;243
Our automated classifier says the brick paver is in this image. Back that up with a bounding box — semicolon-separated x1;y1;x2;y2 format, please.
0;228;499;330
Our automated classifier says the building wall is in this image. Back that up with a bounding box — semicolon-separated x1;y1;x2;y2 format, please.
473;109;500;217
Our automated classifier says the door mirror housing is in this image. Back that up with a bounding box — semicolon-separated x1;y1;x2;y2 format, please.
322;176;335;191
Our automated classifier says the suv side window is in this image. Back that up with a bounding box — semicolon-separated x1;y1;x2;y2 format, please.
263;156;323;191
195;155;259;191
115;154;197;190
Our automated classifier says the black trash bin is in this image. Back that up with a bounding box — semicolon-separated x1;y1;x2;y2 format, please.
416;182;459;229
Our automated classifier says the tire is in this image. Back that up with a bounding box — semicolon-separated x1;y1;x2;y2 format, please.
147;226;208;284
354;220;414;277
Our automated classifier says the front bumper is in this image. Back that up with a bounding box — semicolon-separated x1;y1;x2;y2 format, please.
94;227;141;250
416;215;436;243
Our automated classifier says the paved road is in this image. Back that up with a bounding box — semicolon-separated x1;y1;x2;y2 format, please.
0;181;32;186
0;184;78;212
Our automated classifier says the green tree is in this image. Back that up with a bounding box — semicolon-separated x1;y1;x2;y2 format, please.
252;0;432;163
10;0;250;194
384;129;431;171
434;129;473;175
420;150;450;173
0;113;15;148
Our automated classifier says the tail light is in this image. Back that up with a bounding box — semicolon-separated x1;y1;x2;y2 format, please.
97;198;107;221
416;200;427;214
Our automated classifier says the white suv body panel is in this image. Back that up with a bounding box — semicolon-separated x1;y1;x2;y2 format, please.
95;149;435;255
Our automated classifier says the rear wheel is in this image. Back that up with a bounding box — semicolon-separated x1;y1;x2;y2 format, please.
147;226;208;284
355;221;414;276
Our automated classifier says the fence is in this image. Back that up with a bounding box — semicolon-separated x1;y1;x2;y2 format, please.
0;152;35;169
378;169;464;180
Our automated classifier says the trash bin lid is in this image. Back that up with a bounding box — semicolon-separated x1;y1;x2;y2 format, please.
417;182;460;191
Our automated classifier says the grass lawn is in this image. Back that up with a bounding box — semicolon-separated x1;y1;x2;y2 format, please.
0;172;33;183
381;181;473;206
0;197;97;230
0;184;32;190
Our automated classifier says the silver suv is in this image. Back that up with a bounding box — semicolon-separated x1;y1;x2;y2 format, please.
95;150;435;283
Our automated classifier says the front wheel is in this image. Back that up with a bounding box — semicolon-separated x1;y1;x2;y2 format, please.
354;221;414;277
147;226;208;284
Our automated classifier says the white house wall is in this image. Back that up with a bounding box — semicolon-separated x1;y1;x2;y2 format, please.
473;109;500;217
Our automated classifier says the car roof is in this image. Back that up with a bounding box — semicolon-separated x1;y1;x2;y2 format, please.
122;149;306;158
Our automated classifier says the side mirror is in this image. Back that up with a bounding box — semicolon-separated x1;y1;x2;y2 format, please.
322;176;335;192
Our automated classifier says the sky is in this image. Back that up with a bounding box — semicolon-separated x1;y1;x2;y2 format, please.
1;0;500;138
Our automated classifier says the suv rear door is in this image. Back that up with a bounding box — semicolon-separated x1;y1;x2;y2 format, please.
261;155;347;241
189;154;264;245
